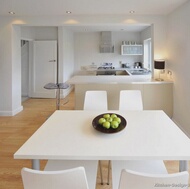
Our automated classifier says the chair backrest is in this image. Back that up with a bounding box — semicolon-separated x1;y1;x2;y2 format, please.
83;91;108;110
119;90;143;110
119;169;189;189
21;167;89;189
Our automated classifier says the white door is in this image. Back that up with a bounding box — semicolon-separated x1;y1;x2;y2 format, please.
30;41;57;98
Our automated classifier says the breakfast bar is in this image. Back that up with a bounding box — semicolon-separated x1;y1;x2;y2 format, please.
67;75;173;117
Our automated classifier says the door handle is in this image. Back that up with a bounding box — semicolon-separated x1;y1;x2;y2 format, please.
49;60;56;62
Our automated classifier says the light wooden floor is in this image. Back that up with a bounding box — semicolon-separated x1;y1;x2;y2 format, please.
0;90;189;189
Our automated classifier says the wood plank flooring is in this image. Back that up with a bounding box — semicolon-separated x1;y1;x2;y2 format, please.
0;90;189;189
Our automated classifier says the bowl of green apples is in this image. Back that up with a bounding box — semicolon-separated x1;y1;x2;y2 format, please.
92;113;127;134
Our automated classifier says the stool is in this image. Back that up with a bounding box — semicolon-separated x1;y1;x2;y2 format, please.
44;83;69;110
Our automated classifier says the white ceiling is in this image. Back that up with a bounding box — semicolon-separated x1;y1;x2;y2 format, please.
0;0;188;16
1;0;188;33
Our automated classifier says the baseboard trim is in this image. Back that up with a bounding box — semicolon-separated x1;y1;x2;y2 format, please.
0;106;23;116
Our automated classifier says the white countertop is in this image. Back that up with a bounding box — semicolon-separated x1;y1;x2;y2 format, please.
67;75;173;84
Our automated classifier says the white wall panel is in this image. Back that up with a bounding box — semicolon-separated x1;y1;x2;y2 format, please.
58;27;74;97
21;26;58;40
0;18;13;115
167;1;190;135
12;25;23;114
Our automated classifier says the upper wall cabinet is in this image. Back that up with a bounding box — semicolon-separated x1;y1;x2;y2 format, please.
121;45;143;55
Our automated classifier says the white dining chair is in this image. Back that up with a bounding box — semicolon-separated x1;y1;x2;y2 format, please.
44;90;107;188
107;90;144;185
119;90;143;110
44;160;98;189
84;90;108;185
83;90;108;111
109;90;168;188
119;169;189;189
111;160;168;189
44;91;107;188
21;166;89;189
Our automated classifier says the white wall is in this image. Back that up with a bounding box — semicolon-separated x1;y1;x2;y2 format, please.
12;25;23;115
140;26;151;41
0;15;167;115
0;18;13;115
21;26;58;40
58;27;75;84
62;28;74;82
167;1;190;135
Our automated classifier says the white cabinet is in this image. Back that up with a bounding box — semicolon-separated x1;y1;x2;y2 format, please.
121;45;143;55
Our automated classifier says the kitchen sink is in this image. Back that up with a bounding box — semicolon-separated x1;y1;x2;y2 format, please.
96;68;150;76
116;70;130;75
127;68;151;75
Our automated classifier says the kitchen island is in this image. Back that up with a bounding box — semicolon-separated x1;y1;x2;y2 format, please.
67;75;173;117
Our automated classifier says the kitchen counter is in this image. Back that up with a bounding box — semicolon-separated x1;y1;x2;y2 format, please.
67;75;172;85
82;67;151;76
67;75;173;117
97;67;150;73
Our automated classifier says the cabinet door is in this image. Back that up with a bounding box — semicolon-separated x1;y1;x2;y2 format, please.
121;45;143;55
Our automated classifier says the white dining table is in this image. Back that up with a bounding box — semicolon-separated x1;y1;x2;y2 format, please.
14;110;190;172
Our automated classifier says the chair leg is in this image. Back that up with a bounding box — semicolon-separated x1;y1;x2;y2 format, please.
107;160;111;185
99;160;104;185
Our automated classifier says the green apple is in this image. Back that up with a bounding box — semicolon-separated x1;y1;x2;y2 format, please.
111;114;117;119
103;121;111;129
111;121;119;129
98;118;106;125
113;117;121;124
106;117;113;122
103;114;110;119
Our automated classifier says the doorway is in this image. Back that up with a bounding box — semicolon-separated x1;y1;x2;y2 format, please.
21;40;58;100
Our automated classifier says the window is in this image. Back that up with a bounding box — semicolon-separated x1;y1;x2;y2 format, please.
143;38;152;70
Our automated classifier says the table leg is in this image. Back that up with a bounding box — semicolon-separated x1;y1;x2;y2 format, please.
179;160;188;172
32;159;40;170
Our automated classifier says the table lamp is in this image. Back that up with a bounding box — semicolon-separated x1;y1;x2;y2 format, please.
154;60;165;81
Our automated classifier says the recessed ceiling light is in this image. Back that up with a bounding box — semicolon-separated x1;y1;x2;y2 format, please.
9;11;15;15
129;10;135;14
66;11;72;14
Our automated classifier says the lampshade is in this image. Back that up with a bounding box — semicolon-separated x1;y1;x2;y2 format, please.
154;60;165;69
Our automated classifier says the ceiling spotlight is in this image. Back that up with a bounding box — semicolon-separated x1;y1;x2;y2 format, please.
66;11;72;14
129;10;135;14
9;11;15;15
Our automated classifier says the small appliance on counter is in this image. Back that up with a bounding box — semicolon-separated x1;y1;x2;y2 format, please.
134;62;143;69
